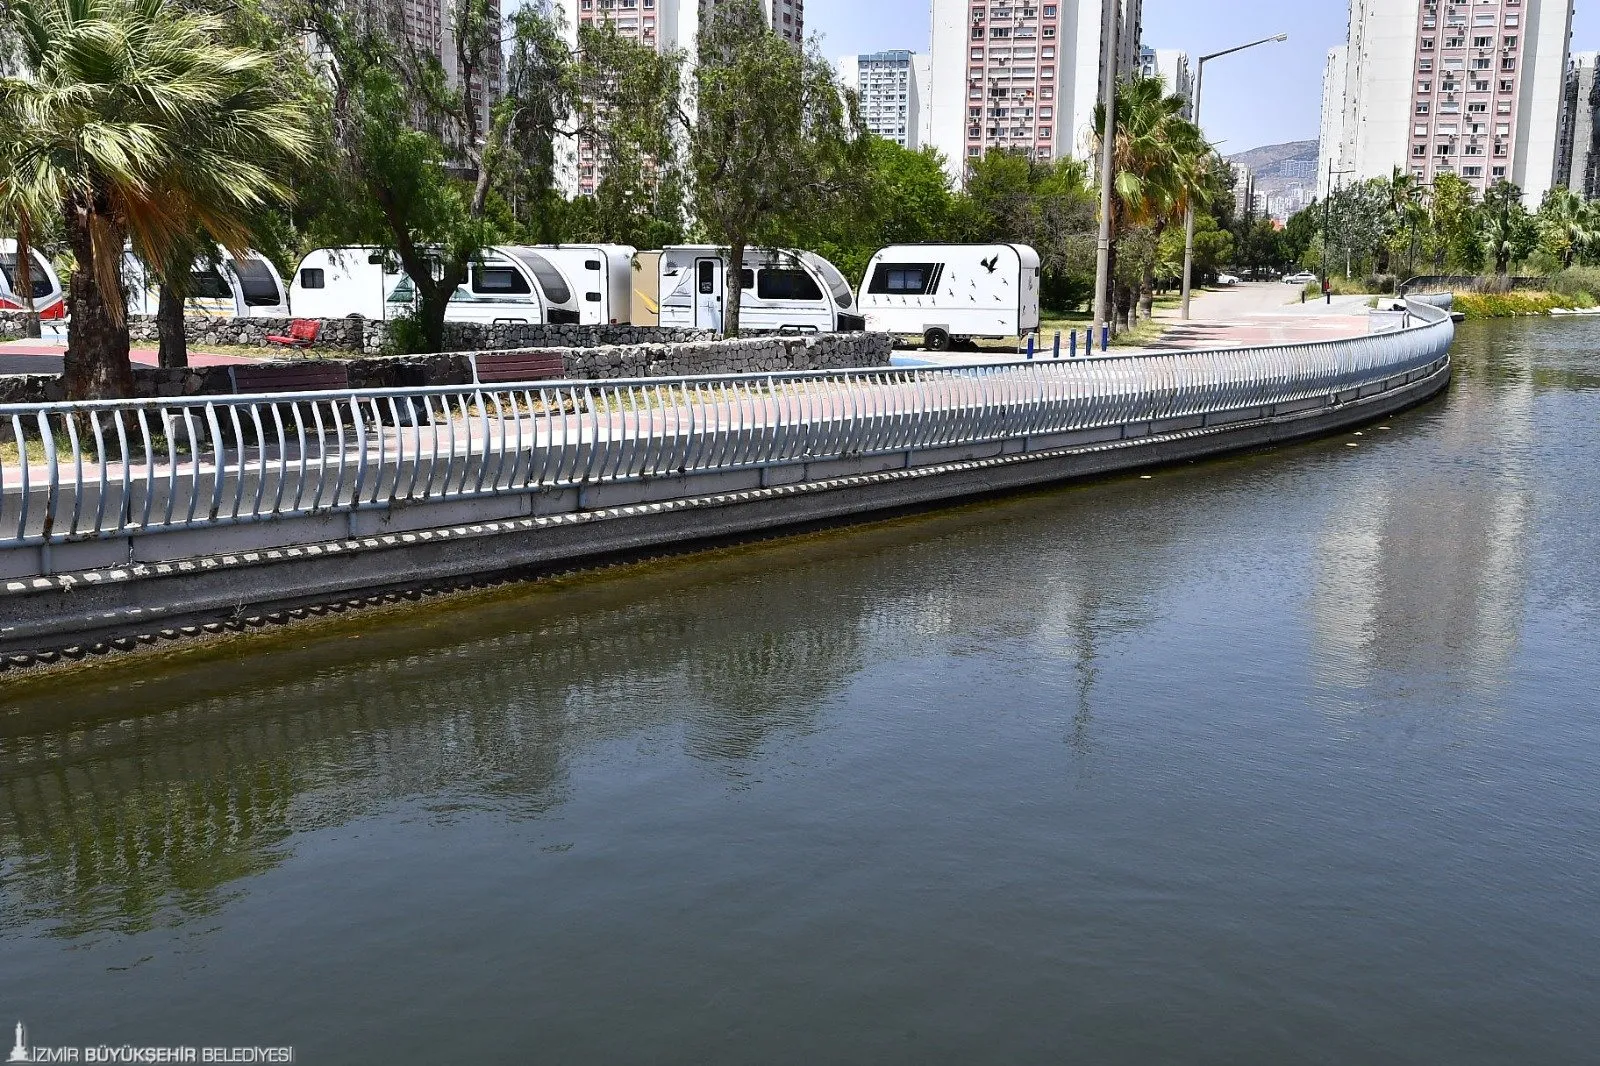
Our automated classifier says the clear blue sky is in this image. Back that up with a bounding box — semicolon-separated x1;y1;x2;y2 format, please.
808;0;1600;152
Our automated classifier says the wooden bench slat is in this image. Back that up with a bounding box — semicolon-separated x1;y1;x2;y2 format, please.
472;351;568;384
230;364;350;394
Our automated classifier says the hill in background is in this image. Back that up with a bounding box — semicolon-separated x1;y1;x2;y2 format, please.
1227;139;1319;221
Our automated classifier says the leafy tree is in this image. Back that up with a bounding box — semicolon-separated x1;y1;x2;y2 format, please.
3;0;312;398
1426;173;1480;273
1323;179;1388;278
1238;217;1287;279
1534;185;1597;269
690;0;866;334
961;150;1095;312
1479;180;1537;275
1282;203;1319;268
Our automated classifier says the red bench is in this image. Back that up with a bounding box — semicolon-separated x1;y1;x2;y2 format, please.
265;319;321;349
471;351;569;385
228;362;350;394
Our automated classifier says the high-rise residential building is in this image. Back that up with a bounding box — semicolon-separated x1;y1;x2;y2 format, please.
1555;51;1600;198
1316;46;1349;200
1320;0;1573;204
837;49;929;149
928;0;1144;185
1232;163;1258;219
557;0;804;195
1138;47;1193;117
339;0;503;141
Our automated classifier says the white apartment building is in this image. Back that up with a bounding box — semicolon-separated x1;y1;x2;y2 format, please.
1138;46;1193;117
1316;46;1349;199
1554;51;1600;198
557;0;803;195
929;0;1144;185
1321;0;1573;204
837;49;929;149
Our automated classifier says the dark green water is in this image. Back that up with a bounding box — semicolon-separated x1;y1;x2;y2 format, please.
2;319;1597;1064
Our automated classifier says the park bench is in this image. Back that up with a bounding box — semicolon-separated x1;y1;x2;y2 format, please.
469;351;569;385
264;319;322;349
228;361;350;395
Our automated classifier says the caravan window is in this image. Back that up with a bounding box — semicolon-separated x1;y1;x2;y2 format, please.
698;261;716;294
802;253;856;308
230;257;283;306
510;251;571;303
0;253;53;299
741;268;754;289
188;267;234;299
472;266;532;295
299;268;326;289
757;268;823;301
868;263;939;296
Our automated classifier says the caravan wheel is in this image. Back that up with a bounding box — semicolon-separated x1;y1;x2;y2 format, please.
924;328;950;352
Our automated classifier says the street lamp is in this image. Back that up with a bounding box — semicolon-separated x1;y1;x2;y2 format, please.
1179;32;1288;321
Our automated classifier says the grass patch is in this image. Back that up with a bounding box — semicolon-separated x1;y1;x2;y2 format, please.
1452;289;1598;319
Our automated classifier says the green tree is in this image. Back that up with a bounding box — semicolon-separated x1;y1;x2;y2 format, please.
1323;179;1389;278
3;0;312;398
1534;185;1597;269
1479;180;1537;275
1426;173;1481;272
690;0;866;334
1282;203;1319;269
960;151;1096;312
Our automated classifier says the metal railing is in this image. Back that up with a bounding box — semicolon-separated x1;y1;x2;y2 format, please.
0;299;1454;552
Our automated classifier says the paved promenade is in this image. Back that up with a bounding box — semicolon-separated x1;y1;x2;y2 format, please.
1134;283;1376;352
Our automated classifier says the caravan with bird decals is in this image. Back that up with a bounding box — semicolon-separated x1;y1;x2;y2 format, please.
856;244;1041;351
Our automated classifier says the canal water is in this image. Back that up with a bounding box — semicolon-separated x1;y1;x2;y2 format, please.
2;319;1597;1063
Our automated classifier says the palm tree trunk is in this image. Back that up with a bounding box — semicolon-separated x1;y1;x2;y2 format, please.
62;209;134;401
157;284;188;368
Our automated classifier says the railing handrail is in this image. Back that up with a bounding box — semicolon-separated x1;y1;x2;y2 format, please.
0;298;1455;416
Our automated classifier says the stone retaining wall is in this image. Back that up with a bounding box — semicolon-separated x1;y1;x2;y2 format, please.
0;332;894;409
118;315;716;354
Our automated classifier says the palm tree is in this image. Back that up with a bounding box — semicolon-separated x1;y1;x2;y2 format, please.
2;0;312;398
0;84;50;340
1480;180;1535;276
1385;166;1428;279
1092;76;1204;329
1536;185;1597;269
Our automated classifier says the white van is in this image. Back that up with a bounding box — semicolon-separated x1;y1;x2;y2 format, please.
857;244;1041;350
519;244;636;325
654;246;864;334
124;249;291;318
0;239;66;321
290;246;566;324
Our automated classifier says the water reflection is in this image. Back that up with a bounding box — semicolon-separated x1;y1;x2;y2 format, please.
2;318;1585;942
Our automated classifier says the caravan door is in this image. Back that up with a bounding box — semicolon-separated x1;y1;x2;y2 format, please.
694;257;723;332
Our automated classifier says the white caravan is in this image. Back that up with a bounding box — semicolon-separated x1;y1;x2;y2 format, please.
655;246;864;333
123;249;291;318
290;246;571;323
520;244;636;325
0;239;66;321
857;244;1041;350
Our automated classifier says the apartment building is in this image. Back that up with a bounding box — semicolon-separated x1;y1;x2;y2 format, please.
1554;52;1600;198
837;50;932;149
1232;163;1258;219
1317;46;1349;199
1138;47;1193;117
1320;0;1573;204
929;0;1144;185
558;0;803;194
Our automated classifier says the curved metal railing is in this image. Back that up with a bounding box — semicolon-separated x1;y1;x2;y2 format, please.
0;299;1454;551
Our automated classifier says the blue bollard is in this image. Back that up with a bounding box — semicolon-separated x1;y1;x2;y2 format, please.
1025;334;1035;359
1101;325;1110;352
1068;330;1077;358
1084;327;1092;353
1052;331;1061;359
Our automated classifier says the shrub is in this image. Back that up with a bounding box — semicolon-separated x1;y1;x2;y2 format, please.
1548;266;1600;300
1452;290;1597;319
382;311;431;355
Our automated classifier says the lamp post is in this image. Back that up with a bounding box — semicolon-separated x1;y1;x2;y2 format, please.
1179;32;1287;321
1323;161;1355;300
1091;0;1121;343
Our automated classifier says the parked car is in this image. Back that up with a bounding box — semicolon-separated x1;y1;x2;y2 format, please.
1215;272;1240;286
1283;271;1319;285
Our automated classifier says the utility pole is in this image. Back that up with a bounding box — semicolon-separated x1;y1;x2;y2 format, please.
1091;0;1120;342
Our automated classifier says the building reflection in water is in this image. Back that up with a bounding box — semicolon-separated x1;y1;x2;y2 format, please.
1310;345;1536;698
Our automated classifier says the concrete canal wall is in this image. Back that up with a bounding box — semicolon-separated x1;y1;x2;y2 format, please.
0;300;1455;665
